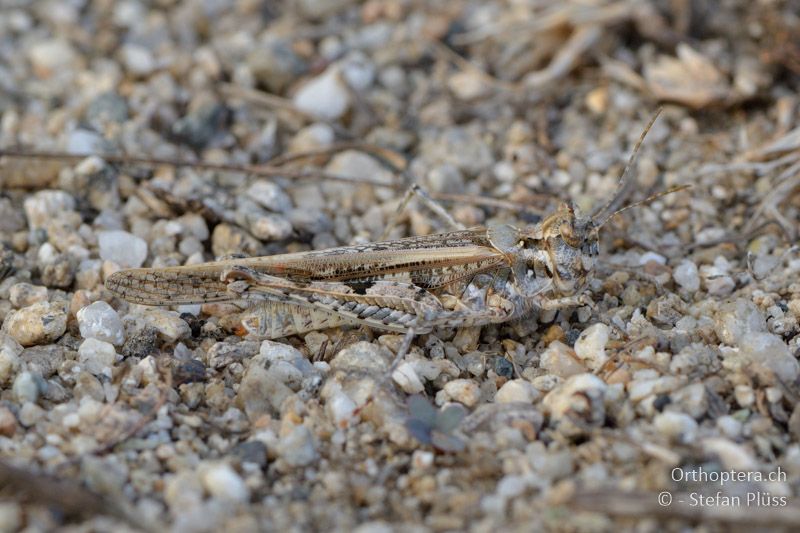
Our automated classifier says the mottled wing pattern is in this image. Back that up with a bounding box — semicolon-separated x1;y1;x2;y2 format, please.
105;229;507;305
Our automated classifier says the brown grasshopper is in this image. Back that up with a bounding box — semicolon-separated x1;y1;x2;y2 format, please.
105;111;685;342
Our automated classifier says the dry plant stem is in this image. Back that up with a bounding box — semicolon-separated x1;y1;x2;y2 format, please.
0;149;396;188
695;152;800;177
427;192;549;217
0;460;161;532
523;24;603;89
684;220;789;252
427;38;522;93
745;160;800;238
266;141;408;171
380;184;463;241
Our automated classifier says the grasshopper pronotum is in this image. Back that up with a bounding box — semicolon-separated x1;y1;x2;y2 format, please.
106;111;685;346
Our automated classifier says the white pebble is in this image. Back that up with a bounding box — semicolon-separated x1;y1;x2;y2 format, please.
392;362;425;394
443;379;481;407
0;336;22;386
716;415;742;439
23;190;75;230
98;230;148;268
246;181;292;213
543;373;607;418
78;338;117;377
260;340;304;363
673;260;700;291
0;502;21;532
278;425;318;467
411;450;434;470
200;463;250;503
327;391;356;428
495;379;539;404
120;43;156;75
573;323;610;371
540;341;585;378
627;376;684;401
77;301;125;345
293;67;350;120
738;332;799;383
653;411;698;443
12;372;39;403
340;52;375;91
639;251;667;265
140;309;191;342
66;129;105;154
63;412;81;429
734;384;754;407
702;438;758;470
18;402;44;427
28;39;78;75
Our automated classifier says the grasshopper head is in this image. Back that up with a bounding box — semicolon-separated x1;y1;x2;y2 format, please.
537;202;599;294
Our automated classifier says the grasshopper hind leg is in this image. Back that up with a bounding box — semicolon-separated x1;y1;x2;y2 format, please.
241;301;361;339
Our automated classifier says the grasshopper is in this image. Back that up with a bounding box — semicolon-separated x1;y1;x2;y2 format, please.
106;111;684;343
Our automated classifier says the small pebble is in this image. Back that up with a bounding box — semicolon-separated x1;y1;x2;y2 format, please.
278;425;318;467
17;402;44;427
1;301;67;347
734;384;755;407
411;450;434;470
653;411;698;443
23;190;75;230
714;298;765;345
200;462;250;503
540;341;585;378
330;342;391;374
98;230;148;268
247;213;293;241
0;336;22;385
13;371;40;403
8;283;48;308
442;379;481;407
716;415;742;438
139;309;191;342
28;38;79;77
120;43;156;76
293;67;350;120
392;362;425;394
247;181;293;213
77;301;125;345
673;259;700;291
238;362;293;419
737;332;799;383
0;407;17;437
495;380;539;404
573;323;610;371
327;391;357;427
78;338;117;376
0;503;21;532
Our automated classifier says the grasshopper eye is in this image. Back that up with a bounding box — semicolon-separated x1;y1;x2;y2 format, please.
560;222;579;247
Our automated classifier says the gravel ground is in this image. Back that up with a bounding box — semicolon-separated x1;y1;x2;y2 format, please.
1;1;800;532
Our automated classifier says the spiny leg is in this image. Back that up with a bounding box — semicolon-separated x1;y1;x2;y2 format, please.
380;184;463;241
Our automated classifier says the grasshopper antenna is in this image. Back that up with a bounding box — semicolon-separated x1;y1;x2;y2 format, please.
595;184;691;230
591;108;663;223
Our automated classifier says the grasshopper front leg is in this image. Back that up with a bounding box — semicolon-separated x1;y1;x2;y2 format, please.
538;292;594;311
